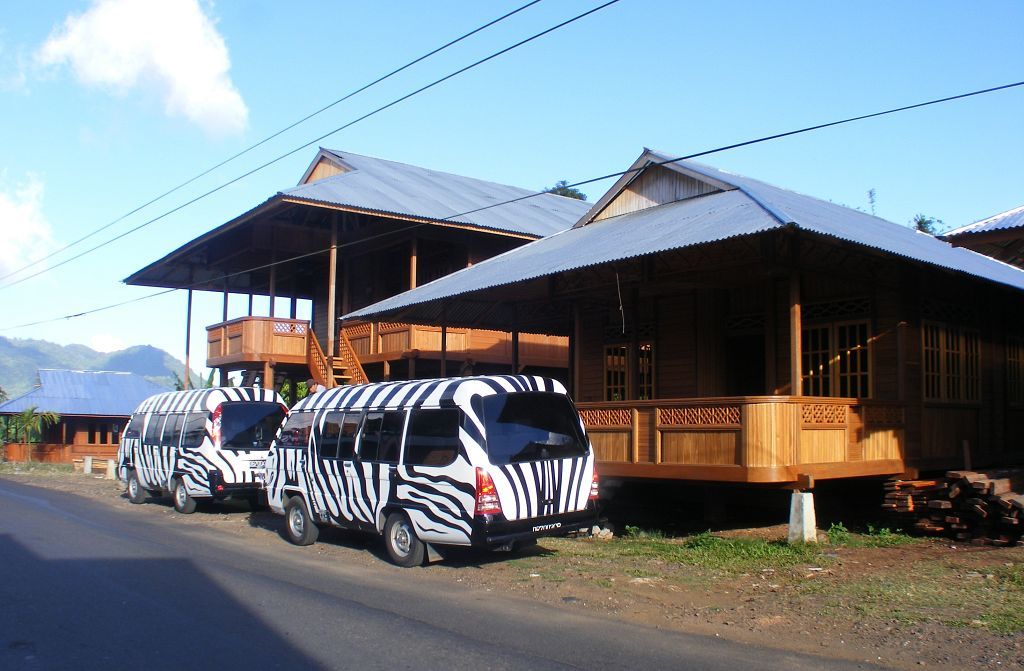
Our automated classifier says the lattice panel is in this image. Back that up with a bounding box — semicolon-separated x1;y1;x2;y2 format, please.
659;406;741;426
803;298;870;321
273;321;306;334
864;405;904;426
579;408;631;427
343;323;371;338
380;321;408;332
801;404;847;424
922;299;977;325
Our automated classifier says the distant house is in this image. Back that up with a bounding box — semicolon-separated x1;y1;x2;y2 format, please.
944;205;1024;269
345;148;1024;486
0;369;169;463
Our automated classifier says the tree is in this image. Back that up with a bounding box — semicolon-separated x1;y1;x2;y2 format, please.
543;180;587;201
10;406;60;462
911;213;944;235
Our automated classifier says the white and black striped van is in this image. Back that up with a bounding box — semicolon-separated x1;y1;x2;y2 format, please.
266;375;599;566
118;387;287;513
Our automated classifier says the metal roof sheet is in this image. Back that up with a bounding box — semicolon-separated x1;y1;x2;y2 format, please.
281;149;591;238
346;150;1024;322
0;369;171;417
944;205;1024;238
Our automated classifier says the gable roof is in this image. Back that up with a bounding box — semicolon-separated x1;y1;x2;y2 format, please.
0;369;170;417
282;148;591;238
345;148;1024;326
944;205;1024;238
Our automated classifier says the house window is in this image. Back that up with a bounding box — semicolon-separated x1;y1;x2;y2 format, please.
1009;336;1024;405
802;321;871;398
603;342;655;401
88;424;97;444
922;322;980;402
604;345;627;401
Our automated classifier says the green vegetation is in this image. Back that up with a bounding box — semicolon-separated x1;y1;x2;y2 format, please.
543;180;587;201
827;522;916;548
0;462;73;475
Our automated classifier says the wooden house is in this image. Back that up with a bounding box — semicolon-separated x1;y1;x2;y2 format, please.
944;205;1024;269
125;149;589;390
0;369;169;463
344;149;1024;487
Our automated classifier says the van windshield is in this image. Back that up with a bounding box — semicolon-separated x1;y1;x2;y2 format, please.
478;392;587;464
219;402;286;451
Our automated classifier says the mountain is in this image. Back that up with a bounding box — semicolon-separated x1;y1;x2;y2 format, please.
0;336;199;399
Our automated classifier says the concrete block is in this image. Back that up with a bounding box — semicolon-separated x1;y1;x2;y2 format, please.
83;456;93;475
788;491;817;544
105;459;116;480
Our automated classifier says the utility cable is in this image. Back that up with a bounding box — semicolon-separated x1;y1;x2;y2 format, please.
0;0;620;291
4;77;1020;332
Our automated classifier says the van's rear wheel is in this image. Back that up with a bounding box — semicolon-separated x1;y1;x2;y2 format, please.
384;512;424;567
285;497;318;546
172;478;197;514
126;470;146;504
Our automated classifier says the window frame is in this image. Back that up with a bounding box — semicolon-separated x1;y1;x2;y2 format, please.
922;320;981;403
801;319;872;399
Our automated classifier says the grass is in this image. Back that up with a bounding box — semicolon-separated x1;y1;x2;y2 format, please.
826;522;917;548
0;461;74;475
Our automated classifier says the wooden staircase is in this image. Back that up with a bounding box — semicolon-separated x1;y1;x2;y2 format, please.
307;328;368;389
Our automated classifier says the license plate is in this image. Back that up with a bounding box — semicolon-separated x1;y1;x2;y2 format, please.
249;460;266;469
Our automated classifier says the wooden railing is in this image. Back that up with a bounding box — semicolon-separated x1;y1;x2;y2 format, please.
306;330;333;388
337;328;369;385
576;396;906;483
207;317;309;367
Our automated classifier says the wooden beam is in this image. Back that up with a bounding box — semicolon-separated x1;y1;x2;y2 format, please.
222;281;229;322
327;215;339;358
440;307;448;377
268;255;277;317
409;237;418;290
184;289;193;391
765;278;777;394
789;272;802;394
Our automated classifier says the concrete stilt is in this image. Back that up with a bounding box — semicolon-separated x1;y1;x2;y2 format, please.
83;456;93;475
105;459;116;480
787;490;817;544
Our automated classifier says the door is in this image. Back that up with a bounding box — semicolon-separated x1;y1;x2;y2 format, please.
348;410;405;530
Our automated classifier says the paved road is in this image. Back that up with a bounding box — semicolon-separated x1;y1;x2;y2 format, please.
0;478;882;670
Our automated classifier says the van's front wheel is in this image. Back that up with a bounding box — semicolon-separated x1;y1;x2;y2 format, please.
126;470;146;504
384;512;424;567
285;497;318;546
172;478;197;514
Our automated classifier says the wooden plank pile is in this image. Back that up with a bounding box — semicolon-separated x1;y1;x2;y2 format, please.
882;469;1024;546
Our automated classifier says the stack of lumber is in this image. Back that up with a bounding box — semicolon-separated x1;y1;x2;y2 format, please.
882;468;1024;546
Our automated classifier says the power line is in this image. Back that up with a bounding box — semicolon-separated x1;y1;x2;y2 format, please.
0;0;544;285
4;78;1021;333
0;0;621;291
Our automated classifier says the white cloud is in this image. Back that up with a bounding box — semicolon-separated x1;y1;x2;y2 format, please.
37;0;248;136
0;175;54;280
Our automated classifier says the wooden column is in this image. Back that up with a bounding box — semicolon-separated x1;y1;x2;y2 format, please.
765;278;777;394
221;281;229;322
327;216;339;357
789;272;802;394
440;306;448;377
512;331;520;374
569;304;580;398
268;259;277;318
247;293;254;316
409;238;418;289
183;289;193;390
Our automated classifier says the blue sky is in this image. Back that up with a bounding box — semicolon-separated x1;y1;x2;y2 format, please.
0;0;1021;377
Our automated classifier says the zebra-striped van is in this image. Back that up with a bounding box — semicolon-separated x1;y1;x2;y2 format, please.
266;375;599;566
118;387;287;514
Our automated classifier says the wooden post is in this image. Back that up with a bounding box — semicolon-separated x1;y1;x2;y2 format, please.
765;278;777;394
409;238;418;289
247;293;254;316
290;296;297;320
268;257;277;318
789;272;802;395
221;281;229;322
512;330;520;373
440;308;448;378
327;216;338;357
183;289;193;390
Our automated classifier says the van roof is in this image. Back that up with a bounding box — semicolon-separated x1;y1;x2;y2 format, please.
134;387;286;415
292;375;568;413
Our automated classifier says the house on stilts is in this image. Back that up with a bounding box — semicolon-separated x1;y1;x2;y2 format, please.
125;149;589;391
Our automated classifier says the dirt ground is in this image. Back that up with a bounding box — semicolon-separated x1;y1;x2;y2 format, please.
4;469;1023;670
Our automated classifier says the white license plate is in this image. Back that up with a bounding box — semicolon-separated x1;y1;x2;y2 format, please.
249;460;266;469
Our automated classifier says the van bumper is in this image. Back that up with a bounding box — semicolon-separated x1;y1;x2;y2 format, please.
207;470;264;499
471;505;598;548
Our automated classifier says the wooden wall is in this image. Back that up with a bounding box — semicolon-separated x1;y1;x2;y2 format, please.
594;166;721;221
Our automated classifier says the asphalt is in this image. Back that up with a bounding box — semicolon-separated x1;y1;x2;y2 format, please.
0;478;885;670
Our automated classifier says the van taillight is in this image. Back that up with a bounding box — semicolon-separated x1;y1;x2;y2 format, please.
211;405;222;447
475;468;502;517
589;470;600;500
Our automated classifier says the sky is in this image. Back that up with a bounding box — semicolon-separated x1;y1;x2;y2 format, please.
0;0;1021;380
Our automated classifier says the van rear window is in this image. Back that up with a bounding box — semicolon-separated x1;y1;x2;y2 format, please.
220;402;286;450
478;392;587;464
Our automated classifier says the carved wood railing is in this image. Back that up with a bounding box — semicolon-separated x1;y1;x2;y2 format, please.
337;328;369;385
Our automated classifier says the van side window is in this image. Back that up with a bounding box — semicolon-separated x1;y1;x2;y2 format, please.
338;414;359;460
358;411;405;463
144;414;164;445
278;411;313;448
404;409;460;467
162;414;184;447
182;412;207;449
124;414;142;440
318;412;344;460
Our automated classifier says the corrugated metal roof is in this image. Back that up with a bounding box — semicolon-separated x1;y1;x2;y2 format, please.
346;150;1024;321
281;149;591;238
0;369;171;417
944;205;1024;238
